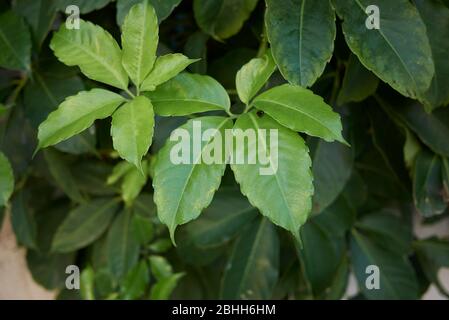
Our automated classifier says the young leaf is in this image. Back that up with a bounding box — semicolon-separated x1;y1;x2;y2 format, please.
140;54;199;92
149;256;173;281
0;152;14;207
121;261;149;299
50;20;129;89
149;273;184;300
106;209;140;279
153;116;233;242
413;150;447;217
0;11;31;71
193;0;259;40
145;73;230;116
333;0;434;100
111;95;154;171
52;198;119;252
236;50;277;105
252;84;346;143
121;0;158;87
265;0;336;87
120;161;148;206
38;89;125;150
415;0;449;111
230;111;314;240
220;218;279;299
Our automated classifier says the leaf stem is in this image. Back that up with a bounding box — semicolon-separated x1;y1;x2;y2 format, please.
125;88;136;99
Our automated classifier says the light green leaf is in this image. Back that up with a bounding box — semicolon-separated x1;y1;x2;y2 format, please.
141;54;199;92
116;0;182;25
80;266;95;300
145;73;230;116
193;0;259;40
253;84;346;143
230;111;314;240
121;261;149;299
38;89;125;150
50;20;129;89
236;50;276;104
351;229;419;300
265;0;336;87
52;198;119;252
107;209;140;279
0;152;14;207
121;162;148;206
333;0;434;100
149;255;173;281
413;150;447;217
415;0;449;111
153;116;233;242
220;218;279;299
0;11;31;71
337;54;379;105
111;95;154;171
150;273;184;300
122;0;158;87
44;149;85;203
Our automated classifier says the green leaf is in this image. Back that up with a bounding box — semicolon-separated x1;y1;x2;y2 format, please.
121;0;158;87
378;96;449;158
265;0;336;87
141;54;199;92
414;238;449;298
44;149;85;203
150;273;184;300
38;89;125;150
351;228;419;300
11;190;37;249
0;11;31;71
0;152;14;207
415;0;449;111
149;255;173;281
131;211;154;245
337;54;379;105
13;0;58;48
181;187;258;248
193;0;259;40
107;209;140;279
253;84;346;143
220;218;279;299
413;150;447;217
120;162;148;206
153;116;233;242
116;0;182;25
311;139;353;213
121;261;149;299
236;50;276;105
184;31;208;74
299;219;345;297
333;0;434;100
50;20;129;89
230;111;314;240
52;198;119;252
80;266;95;300
145;73;230;116
111;95;154;171
57;0;113;14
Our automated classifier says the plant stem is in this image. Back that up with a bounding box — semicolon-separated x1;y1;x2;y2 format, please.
125;88;136;99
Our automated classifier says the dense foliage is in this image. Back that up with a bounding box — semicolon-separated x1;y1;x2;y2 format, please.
1;0;449;300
